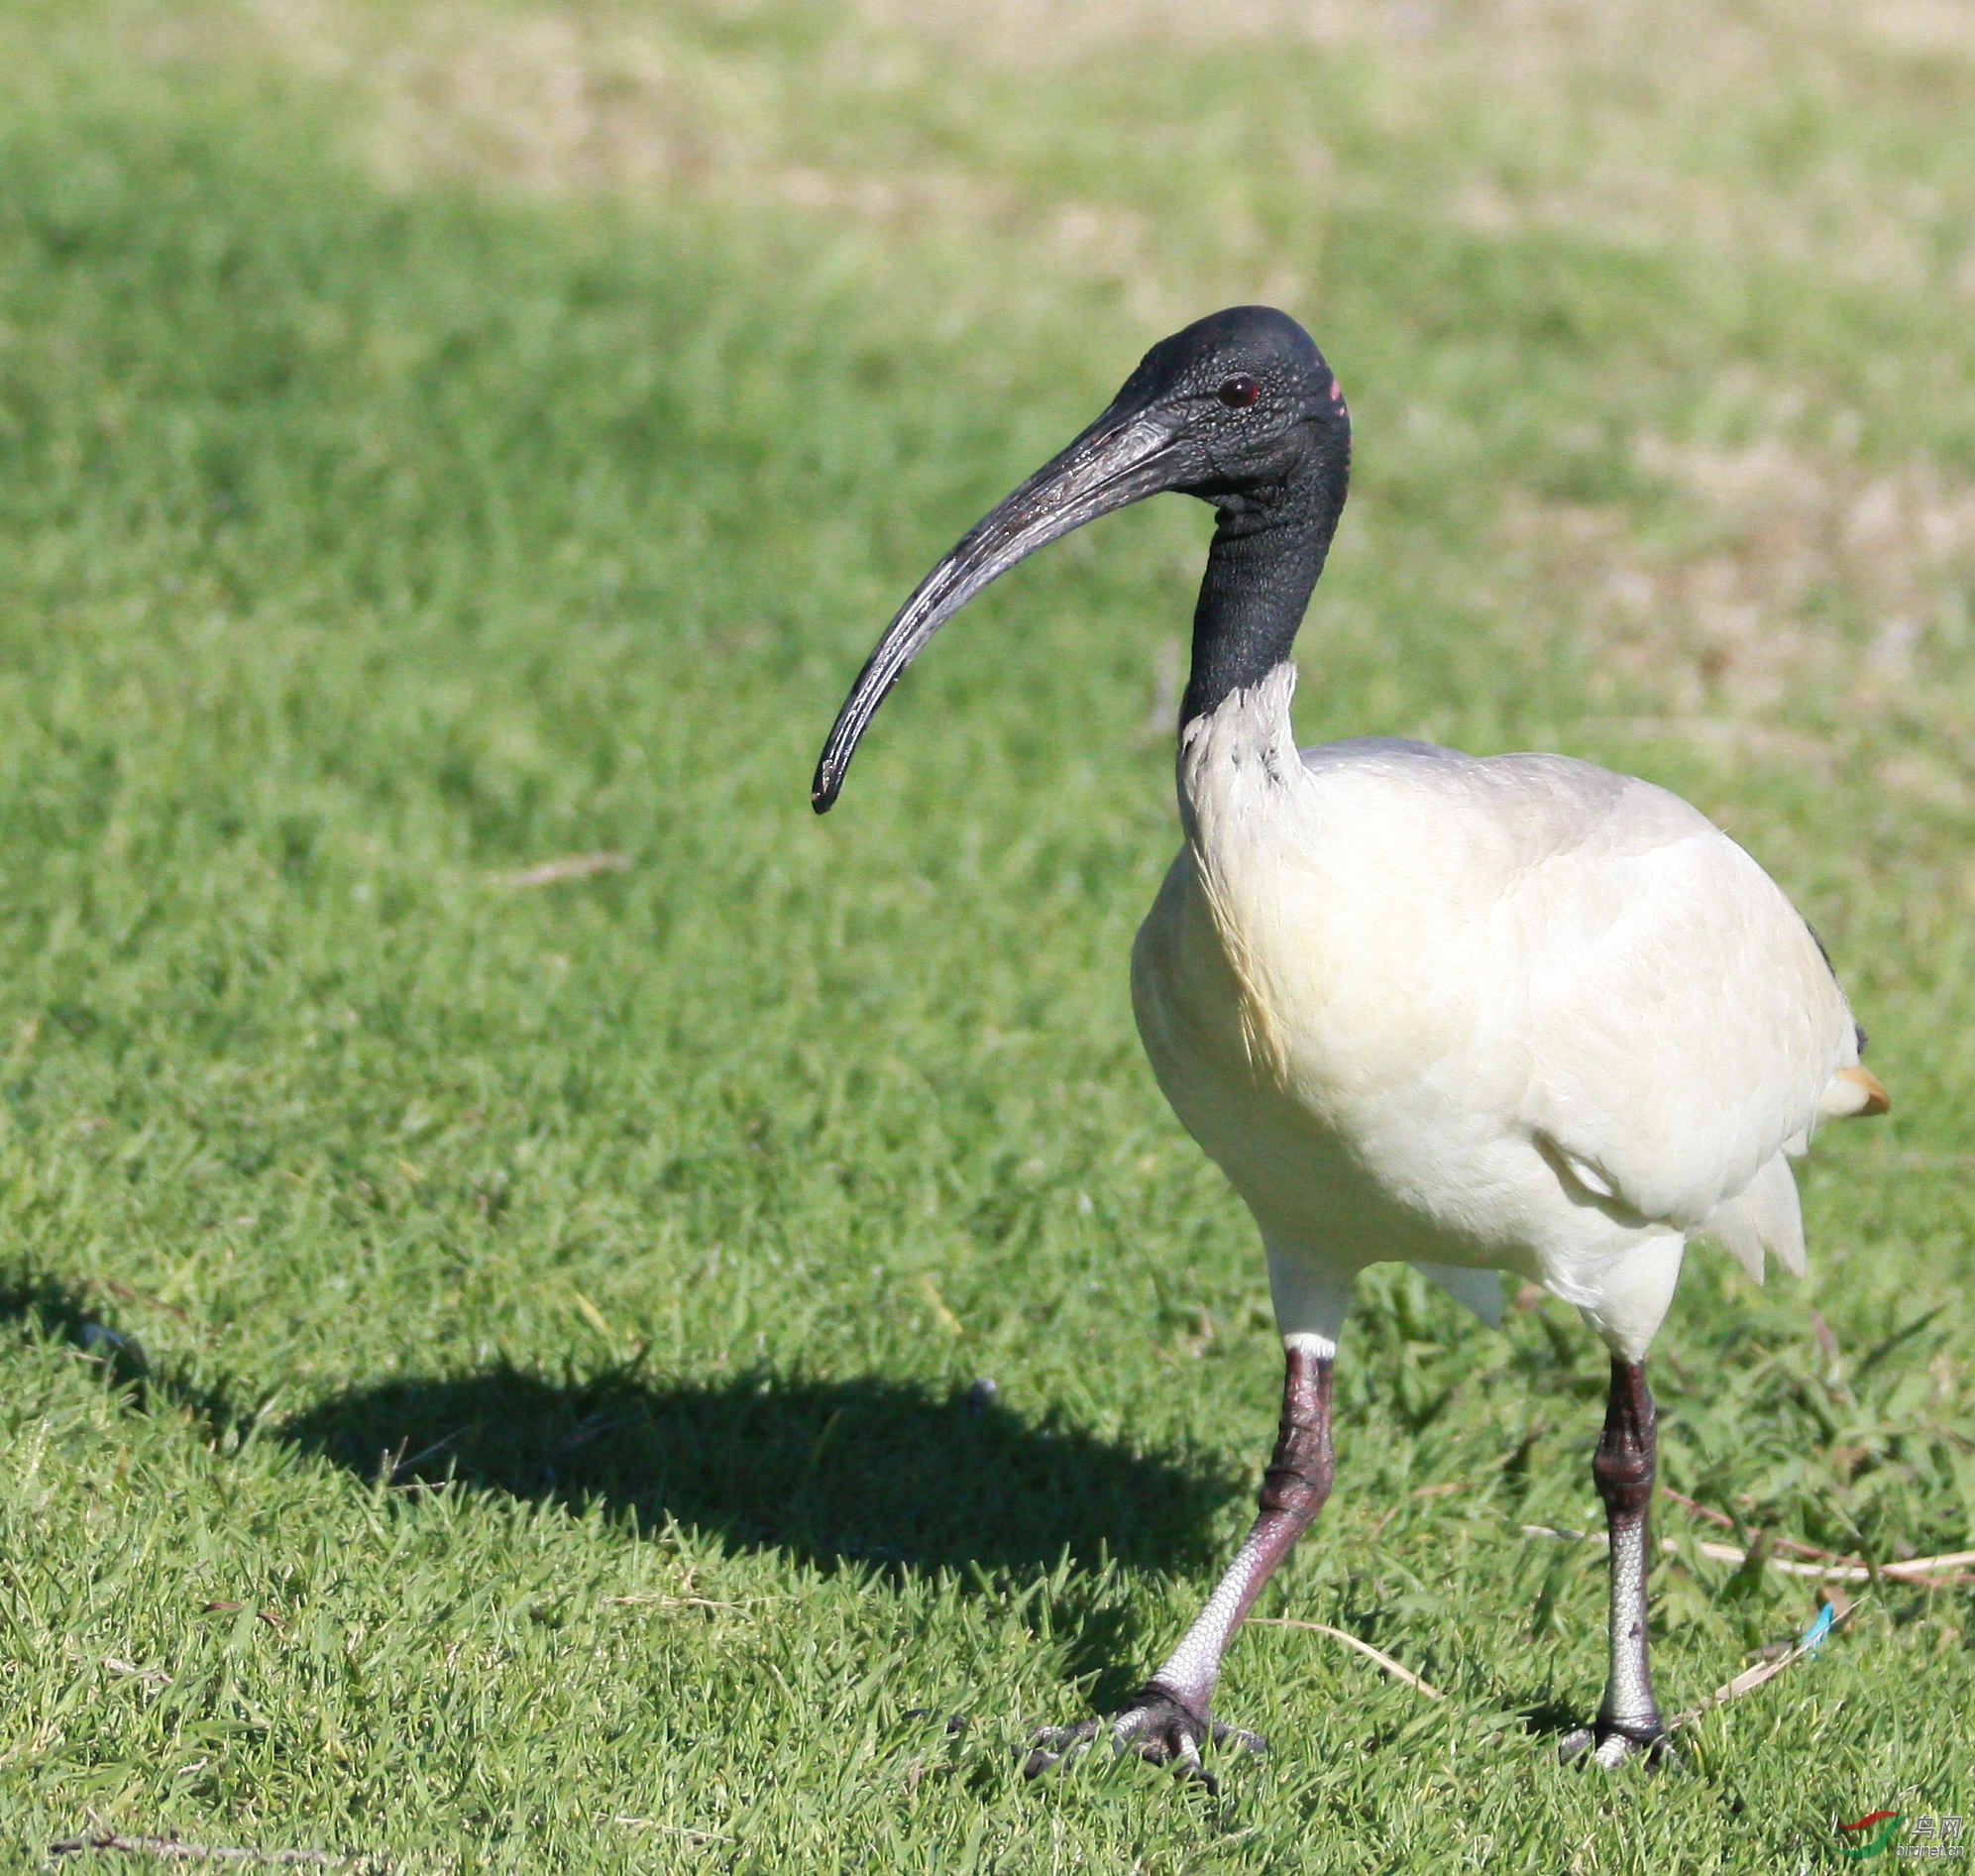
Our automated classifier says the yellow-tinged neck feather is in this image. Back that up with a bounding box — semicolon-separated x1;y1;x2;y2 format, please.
1177;664;1306;1089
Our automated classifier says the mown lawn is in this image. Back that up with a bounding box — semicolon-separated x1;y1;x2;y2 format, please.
1;2;1970;1868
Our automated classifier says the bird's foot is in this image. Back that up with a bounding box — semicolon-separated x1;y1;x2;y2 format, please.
1559;1719;1673;1770
1022;1683;1264;1795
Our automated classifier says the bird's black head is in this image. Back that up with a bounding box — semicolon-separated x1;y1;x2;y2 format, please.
813;306;1351;811
1105;305;1350;514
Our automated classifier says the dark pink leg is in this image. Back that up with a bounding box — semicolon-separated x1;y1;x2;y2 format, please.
1561;1359;1669;1767
1026;1345;1335;1790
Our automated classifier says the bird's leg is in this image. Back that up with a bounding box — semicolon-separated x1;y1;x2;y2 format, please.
1025;1343;1334;1792
1561;1358;1668;1768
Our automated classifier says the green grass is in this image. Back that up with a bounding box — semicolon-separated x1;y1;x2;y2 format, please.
1;1;1972;1867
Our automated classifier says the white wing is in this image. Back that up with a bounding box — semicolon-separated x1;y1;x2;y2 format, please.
1477;760;1859;1236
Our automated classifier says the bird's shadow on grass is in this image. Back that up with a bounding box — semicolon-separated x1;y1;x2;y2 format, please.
280;1362;1243;1582
0;1266;1241;1586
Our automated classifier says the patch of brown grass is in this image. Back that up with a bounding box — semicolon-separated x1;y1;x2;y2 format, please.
343;9;743;198
195;0;1972;350
1506;433;1975;723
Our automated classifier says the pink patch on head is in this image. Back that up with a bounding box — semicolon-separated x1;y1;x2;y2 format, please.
1328;378;1344;401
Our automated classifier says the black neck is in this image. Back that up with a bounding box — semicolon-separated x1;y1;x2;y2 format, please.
1179;456;1348;728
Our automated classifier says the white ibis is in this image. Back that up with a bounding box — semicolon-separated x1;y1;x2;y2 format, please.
812;307;1889;1784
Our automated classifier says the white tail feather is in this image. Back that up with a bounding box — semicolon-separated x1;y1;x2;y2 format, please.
1700;1155;1806;1282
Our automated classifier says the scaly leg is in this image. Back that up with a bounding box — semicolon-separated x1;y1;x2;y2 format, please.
1025;1343;1334;1792
1561;1358;1668;1767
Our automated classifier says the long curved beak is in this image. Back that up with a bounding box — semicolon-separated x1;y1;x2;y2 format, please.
812;405;1182;812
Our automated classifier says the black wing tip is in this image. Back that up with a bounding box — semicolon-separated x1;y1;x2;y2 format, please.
811;764;842;814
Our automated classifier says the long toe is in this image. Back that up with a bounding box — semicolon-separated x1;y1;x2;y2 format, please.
1021;1718;1101;1781
1558;1725;1595;1763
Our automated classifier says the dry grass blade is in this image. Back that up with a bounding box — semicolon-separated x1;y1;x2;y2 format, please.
494;851;632;889
1659;1487;1848;1564
1670;1599;1866;1731
1520;1525;1975;1586
1251;1618;1445;1700
1823;1551;1975;1587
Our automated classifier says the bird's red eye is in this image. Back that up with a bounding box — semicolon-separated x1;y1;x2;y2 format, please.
1216;375;1262;409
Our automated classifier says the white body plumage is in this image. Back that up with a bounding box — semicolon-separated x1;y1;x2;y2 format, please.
1132;663;1877;1363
